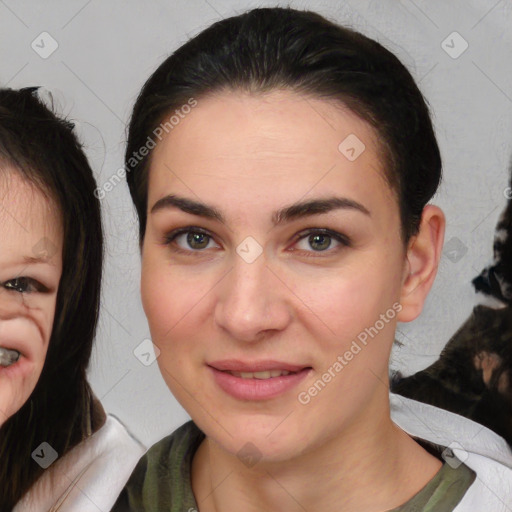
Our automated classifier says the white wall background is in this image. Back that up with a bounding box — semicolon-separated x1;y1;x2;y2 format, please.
1;0;511;448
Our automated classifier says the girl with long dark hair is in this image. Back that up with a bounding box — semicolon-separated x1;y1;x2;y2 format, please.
0;87;143;511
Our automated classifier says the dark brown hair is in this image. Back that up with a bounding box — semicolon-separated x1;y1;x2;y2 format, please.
0;87;103;509
125;7;441;244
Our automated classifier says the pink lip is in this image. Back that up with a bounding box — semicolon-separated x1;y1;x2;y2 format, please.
0;338;34;379
208;360;312;401
0;354;33;380
0;335;34;362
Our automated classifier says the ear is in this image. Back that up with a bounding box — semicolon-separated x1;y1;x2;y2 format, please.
397;205;445;323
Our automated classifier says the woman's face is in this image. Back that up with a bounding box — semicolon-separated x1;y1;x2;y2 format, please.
141;90;410;460
0;172;62;426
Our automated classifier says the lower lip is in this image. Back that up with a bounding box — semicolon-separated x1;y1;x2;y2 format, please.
209;366;311;400
0;356;31;380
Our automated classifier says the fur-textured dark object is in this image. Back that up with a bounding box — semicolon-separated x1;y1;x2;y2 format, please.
472;174;512;304
392;165;512;446
392;305;512;446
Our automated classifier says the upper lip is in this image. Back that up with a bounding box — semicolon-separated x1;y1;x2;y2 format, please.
0;335;32;361
208;360;310;372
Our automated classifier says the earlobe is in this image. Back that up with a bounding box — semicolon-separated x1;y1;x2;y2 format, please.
397;205;445;323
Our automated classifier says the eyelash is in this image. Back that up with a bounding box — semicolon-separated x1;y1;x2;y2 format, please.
1;277;47;294
163;226;351;256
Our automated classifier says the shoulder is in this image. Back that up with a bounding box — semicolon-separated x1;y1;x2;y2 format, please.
390;393;512;511
14;414;145;512
112;420;204;512
452;454;512;511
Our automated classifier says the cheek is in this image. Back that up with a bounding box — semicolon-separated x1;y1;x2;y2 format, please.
140;253;217;369
142;263;198;335
29;297;59;351
40;302;58;348
289;255;403;341
141;268;206;403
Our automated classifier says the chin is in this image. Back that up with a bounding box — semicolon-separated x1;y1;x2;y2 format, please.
197;412;313;463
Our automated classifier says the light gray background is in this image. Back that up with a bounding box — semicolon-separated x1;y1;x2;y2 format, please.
1;0;511;447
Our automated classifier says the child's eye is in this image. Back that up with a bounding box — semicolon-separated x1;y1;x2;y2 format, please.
165;228;220;252
293;229;350;253
2;277;45;293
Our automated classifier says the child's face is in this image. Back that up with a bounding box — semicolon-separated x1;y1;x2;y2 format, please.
141;90;409;460
0;172;62;426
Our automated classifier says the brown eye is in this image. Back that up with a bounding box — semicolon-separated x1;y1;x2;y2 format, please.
2;277;38;293
308;234;332;251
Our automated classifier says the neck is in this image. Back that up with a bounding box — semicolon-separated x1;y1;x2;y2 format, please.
191;389;442;512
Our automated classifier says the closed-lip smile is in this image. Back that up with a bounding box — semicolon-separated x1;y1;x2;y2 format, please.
208;359;310;373
208;359;312;400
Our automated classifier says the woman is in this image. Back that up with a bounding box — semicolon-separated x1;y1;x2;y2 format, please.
114;7;512;511
0;87;143;511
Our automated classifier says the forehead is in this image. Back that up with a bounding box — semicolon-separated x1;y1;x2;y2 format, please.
0;169;62;252
147;90;394;216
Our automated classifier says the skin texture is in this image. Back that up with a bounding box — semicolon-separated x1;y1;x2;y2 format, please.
0;171;62;426
141;90;446;511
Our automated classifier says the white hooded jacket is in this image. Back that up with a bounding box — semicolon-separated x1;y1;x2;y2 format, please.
390;393;512;511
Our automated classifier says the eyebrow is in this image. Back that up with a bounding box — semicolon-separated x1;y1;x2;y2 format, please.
22;255;57;266
150;194;370;225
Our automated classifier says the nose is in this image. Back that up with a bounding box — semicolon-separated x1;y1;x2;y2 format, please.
214;256;293;343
